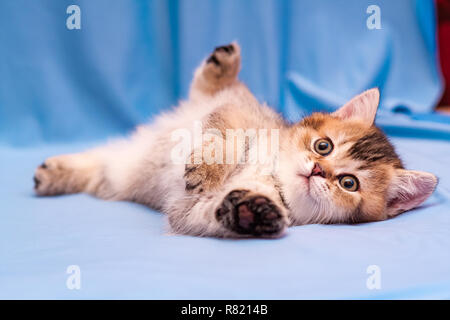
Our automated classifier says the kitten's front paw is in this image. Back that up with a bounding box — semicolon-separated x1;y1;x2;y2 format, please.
204;42;240;79
216;190;287;238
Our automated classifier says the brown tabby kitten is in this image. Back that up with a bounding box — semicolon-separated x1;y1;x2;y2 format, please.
33;43;438;238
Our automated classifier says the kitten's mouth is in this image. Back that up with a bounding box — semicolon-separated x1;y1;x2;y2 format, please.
296;173;309;182
297;173;325;200
296;173;311;192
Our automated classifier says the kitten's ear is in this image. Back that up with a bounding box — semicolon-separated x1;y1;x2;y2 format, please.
332;88;380;125
386;169;438;217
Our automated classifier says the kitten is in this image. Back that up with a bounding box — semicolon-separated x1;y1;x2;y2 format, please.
33;43;438;238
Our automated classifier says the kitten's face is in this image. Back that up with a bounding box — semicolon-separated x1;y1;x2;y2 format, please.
279;89;437;225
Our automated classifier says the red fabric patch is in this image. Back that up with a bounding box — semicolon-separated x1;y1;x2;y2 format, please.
437;0;450;105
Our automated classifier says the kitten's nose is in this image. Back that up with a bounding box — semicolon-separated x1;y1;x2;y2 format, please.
311;163;325;177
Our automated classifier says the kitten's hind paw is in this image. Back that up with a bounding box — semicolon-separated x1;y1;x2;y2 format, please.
33;155;89;196
216;190;287;238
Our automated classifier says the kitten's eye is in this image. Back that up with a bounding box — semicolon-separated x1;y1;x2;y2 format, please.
339;175;359;192
314;138;333;156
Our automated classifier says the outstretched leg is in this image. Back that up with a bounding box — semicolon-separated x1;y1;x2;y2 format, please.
33;134;154;201
34;152;104;196
189;42;241;100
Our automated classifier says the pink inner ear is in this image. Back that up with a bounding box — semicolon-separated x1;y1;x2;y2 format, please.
387;170;438;216
332;88;380;125
388;188;429;214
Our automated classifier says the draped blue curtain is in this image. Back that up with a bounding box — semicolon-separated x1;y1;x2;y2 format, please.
0;0;443;146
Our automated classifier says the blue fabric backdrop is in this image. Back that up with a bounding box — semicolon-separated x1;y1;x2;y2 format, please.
0;0;445;146
1;0;450;299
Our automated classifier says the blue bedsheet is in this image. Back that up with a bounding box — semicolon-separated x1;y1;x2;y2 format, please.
1;0;449;299
1;134;450;299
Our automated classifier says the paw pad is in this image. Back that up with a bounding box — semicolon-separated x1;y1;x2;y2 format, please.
205;43;239;67
33;176;41;189
206;54;220;66
216;190;286;237
214;44;235;54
